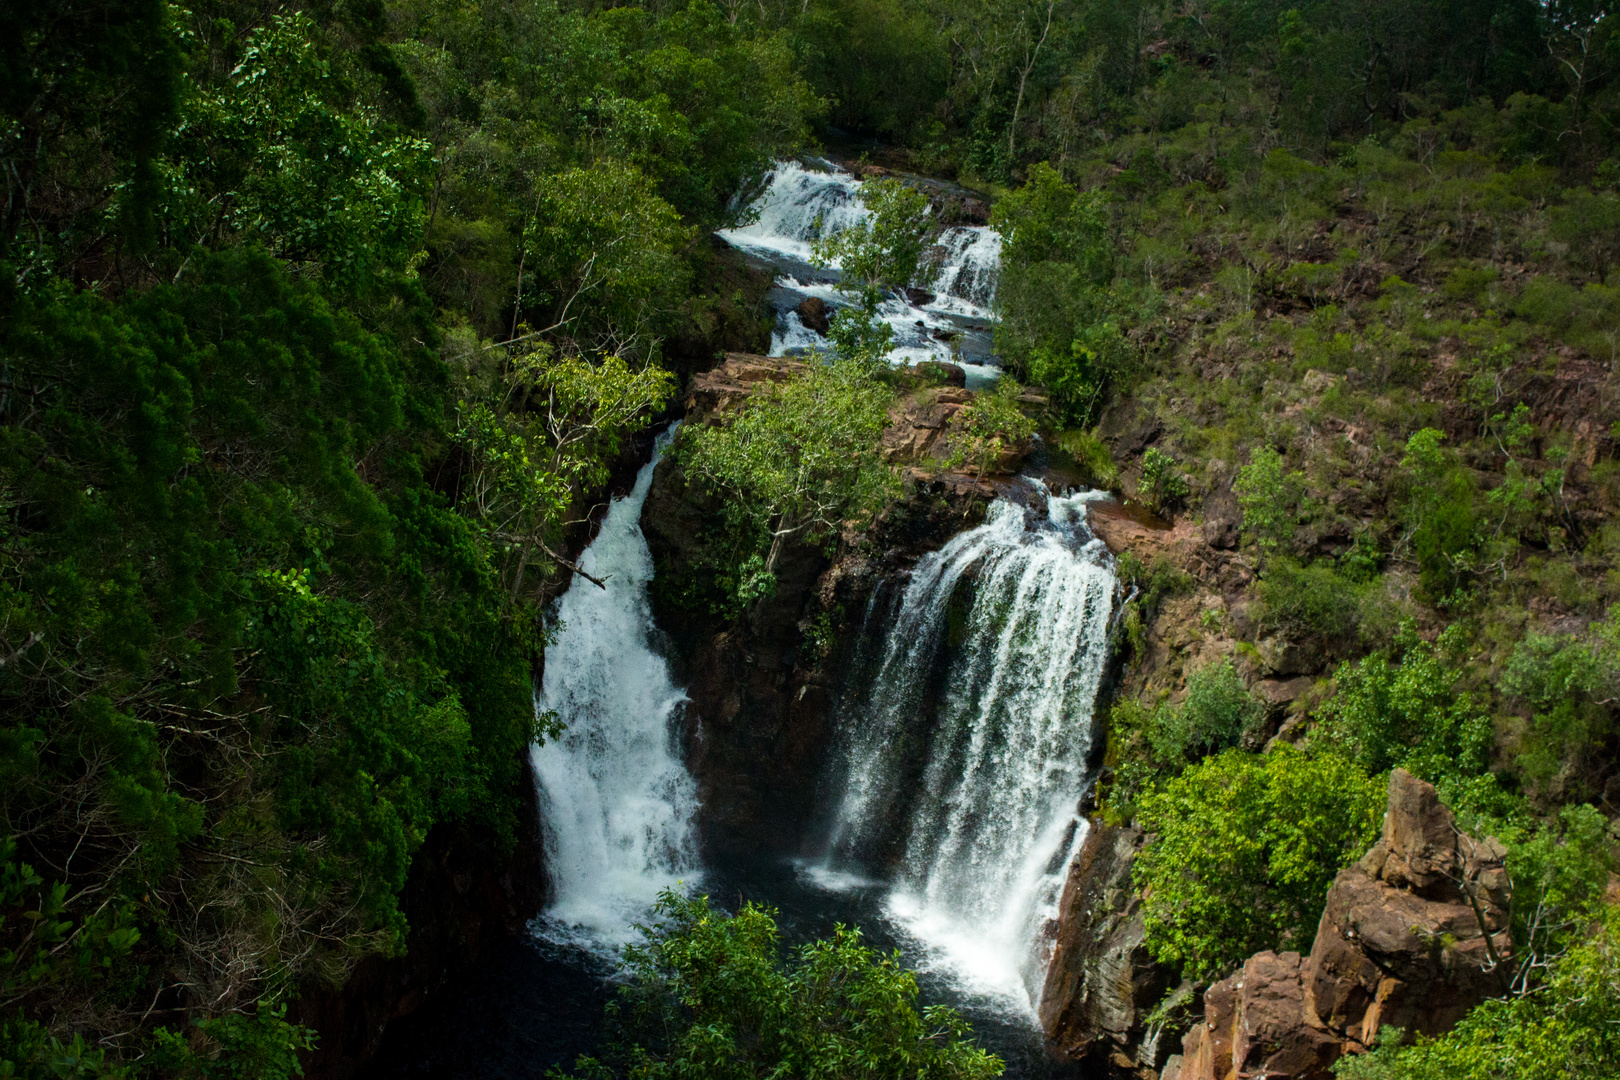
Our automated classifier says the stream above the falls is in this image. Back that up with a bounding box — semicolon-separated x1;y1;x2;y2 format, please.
717;157;1005;387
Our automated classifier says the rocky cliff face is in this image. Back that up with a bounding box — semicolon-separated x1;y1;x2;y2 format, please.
1040;824;1176;1076
640;354;1026;858
1160;769;1510;1080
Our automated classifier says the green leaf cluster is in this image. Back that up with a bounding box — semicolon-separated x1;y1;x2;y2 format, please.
1136;745;1385;981
555;890;1003;1080
677;357;900;607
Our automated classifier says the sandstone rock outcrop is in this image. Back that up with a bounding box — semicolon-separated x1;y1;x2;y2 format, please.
1166;769;1510;1080
1041;824;1175;1074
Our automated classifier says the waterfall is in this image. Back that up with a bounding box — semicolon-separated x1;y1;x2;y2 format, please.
531;429;701;946
926;226;1002;317
719;158;869;264
820;489;1116;1013
717;159;1005;385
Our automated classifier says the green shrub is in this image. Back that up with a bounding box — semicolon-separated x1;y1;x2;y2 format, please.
556;891;1004;1080
1101;661;1269;823
1140;447;1190;515
1256;558;1363;644
1500;609;1620;801
954;378;1037;475
1234;447;1304;551
1313;625;1509;820
1137;745;1384;981
1054;429;1119;490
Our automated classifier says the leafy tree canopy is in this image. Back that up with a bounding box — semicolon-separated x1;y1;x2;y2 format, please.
555;890;1004;1080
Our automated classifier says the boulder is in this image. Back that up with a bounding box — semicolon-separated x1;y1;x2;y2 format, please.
914;360;967;388
1303;769;1510;1044
795;296;831;335
685;353;806;420
1040;824;1174;1070
1231;953;1341;1080
1200;483;1241;550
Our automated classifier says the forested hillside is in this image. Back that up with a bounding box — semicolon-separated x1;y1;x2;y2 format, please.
4;0;1620;1077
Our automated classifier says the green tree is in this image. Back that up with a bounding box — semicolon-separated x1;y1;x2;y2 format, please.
813;178;934;303
521;161;694;354
1313;624;1504;817
557;890;1004;1080
1136;745;1385;981
449;338;676;602
678;357;899;597
1103;660;1268;821
992;162;1127;422
1234;447;1304;552
1140;447;1189;515
1399;429;1482;602
812;177;934;374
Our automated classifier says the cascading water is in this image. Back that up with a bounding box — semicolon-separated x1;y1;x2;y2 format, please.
926;226;1002;316
720;157;870;263
717;159;1005;385
531;429;702;946
819;489;1116;1014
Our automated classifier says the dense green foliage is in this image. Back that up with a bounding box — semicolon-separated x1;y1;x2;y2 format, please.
8;0;1620;1070
1135;745;1386;980
1;0;819;1072
556;890;1003;1080
677;357;899;609
1102;660;1267;821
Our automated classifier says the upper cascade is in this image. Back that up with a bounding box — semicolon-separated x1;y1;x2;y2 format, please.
718;159;1003;372
820;488;1117;1014
720;158;871;263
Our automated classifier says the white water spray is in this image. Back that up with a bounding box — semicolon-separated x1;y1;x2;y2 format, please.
822;490;1116;1015
532;429;701;947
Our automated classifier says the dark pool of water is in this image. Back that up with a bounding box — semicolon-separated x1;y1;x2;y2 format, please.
363;857;1096;1080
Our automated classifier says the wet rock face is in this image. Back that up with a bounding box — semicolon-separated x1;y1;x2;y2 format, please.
1040;824;1174;1074
796;296;831;335
642;355;1008;858
1164;769;1511;1080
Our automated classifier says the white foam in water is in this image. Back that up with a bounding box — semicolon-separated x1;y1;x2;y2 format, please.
719;160;870;263
819;491;1116;1018
720;160;1004;382
531;428;702;949
925;226;1002;318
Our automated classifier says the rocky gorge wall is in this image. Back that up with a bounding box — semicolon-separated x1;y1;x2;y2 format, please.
1041;769;1518;1080
639;353;1018;858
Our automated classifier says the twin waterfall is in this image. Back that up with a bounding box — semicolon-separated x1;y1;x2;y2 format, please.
822;492;1116;1007
531;158;1118;1022
534;461;1117;1017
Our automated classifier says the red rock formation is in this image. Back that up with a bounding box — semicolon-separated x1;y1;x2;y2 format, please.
1040;824;1173;1073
